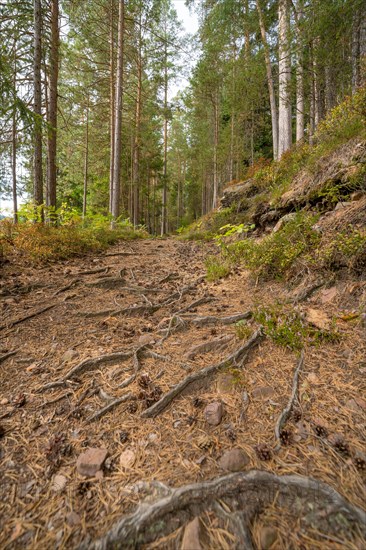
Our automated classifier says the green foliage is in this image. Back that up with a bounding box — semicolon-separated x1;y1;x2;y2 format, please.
254;304;340;351
234;320;252;341
224;213;320;279
0;215;146;263
205;255;231;281
320;228;366;274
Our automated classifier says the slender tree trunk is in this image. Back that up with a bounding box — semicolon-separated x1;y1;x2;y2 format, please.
33;0;43;214
83;98;89;219
46;0;59;217
133;15;142;228
12;44;18;224
109;0;115;214
256;0;279;160
161;43;168;235
212;91;219;209
278;0;292;158
293;0;304;142
111;0;124;221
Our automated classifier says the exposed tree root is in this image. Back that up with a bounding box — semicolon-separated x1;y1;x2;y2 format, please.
291;280;325;304
74;267;110;276
53;279;80;296
86;392;135;423
187;311;252;328
275;351;305;449
104;251;139;257
175;295;215;315
0;282;50;297
184;335;233;360
213;502;254;550
158;272;180;284
0;350;17;365
86;277;127;289
0;303;57;331
141;329;263;418
80;470;366;549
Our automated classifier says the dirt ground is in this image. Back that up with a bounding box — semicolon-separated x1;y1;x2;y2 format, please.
0;238;365;549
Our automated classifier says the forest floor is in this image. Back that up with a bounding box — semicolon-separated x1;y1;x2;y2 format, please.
0;237;365;549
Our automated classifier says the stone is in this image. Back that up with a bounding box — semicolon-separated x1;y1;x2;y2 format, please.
350;191;364;201
62;349;78;364
0;398;9;405
307;373;320;385
320;286;337;304
52;474;67;492
204;402;223;426
217;373;236;394
181;517;202;550
119;449;136;469
66;512;81;527
259;526;278;549
138;334;155;346
218;449;250;472
306;308;331;331
272;213;297;233
335;201;352;211
76;448;108;477
252;386;275;399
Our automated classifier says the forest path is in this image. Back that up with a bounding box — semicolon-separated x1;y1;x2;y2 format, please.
0;238;365;549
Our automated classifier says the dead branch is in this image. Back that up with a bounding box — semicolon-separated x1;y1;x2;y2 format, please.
275;351;305;449
141;329;264;418
81;470;366;549
0;303;57;331
0;350;17;365
86;392;135;423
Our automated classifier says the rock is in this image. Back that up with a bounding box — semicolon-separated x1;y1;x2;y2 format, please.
252;386;275;399
346;398;365;413
306;308;331;331
320;286;337;304
52;474;67;492
66;512;81;526
307;372;320;385
138;334;155;346
335;201;352;210
218;449;250;472
350;191;364;201
119;449;136;469
62;349;78;363
76;448;108;477
272;212;297;233
0;398;9;405
181;517;202;550
204;402;223;426
217;373;236;394
259;526;278;549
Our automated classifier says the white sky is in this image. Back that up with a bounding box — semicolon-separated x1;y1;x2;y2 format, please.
0;2;199;216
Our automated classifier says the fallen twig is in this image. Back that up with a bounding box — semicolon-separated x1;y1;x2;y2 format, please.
86;392;135;422
275;350;305;449
0;350;17;365
141;329;264;418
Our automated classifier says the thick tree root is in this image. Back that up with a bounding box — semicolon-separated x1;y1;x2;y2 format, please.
86;392;135;422
0;303;57;331
141;329;263;418
79;470;366;549
0;350;17;365
184;335;233;360
53;279;80;296
275;350;305;449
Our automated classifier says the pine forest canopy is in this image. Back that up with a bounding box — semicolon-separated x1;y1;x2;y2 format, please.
0;0;365;232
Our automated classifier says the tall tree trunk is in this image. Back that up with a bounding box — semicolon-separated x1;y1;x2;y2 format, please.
293;0;304;142
109;0;115;214
83;98;89;219
12;43;18;224
256;0;279;160
46;0;59;217
161;43;168;235
133;14;142;228
111;0;124;221
212;92;219;209
278;0;292;158
33;0;43;214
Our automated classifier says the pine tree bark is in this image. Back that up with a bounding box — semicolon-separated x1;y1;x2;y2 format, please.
83;98;89;219
33;0;43;212
12;43;18;224
278;0;292;158
161;42;168;235
212;92;219;209
133;14;142;228
111;0;124;221
293;0;304;142
46;0;59;216
256;0;279;160
109;0;115;214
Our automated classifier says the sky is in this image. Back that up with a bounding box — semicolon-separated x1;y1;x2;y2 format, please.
0;2;199;216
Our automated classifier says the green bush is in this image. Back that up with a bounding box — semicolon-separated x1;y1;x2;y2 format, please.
205;255;231;281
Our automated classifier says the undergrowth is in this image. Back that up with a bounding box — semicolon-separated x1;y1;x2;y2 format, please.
205;255;231;281
0;216;146;263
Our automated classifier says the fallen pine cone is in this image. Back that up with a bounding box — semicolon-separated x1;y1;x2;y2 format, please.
226;428;237;442
255;444;272;461
328;433;350;456
312;418;328;438
192;397;204;408
279;428;292;446
138;373;152;389
119;431;129;443
353;454;365;472
126;402;138;414
291;408;302;422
